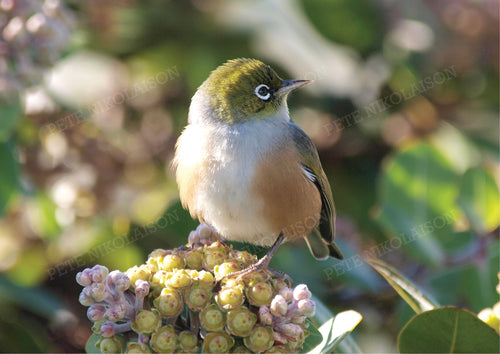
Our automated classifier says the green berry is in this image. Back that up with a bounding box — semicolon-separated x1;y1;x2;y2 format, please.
153;288;184;317
185;286;211;311
131;309;161;335
125;342;152;353
126;265;152;286
243;326;274;353
246;281;274;307
193;270;216;289
166;269;192;289
232;344;253;353
185;249;203;269
216;285;245;310
202;332;235;353
159;254;185;272
150;325;177;353
226;306;257;337
265;345;288;353
214;261;241;280
200;304;226;332
97;335;125;354
178;330;199;351
230;250;257;268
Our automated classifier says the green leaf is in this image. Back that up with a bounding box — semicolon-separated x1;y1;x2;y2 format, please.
0;141;20;216
85;333;102;353
367;258;438;313
376;142;460;266
398;307;500;353
302;318;323;352
309;310;363;354
457;167;500;233
0;99;21;140
308;294;363;353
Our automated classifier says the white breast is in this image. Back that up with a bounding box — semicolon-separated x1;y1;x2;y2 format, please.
175;105;291;245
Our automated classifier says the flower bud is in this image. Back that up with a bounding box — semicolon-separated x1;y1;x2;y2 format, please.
135;280;150;298
87;304;105;321
258;306;273;326
150;325;177;353
125;342;152;353
291;315;306;324
246;281;274;307
226;306;257;337
76;269;92;286
101;321;115;337
214;261;241;280
79;291;94;306
108;270;130;292
243;326;274;353
131;309;161;335
216;285;245;310
159;254;185;272
293;284;311;301
200;304;226;332
278;286;293;303
153;288;183;318
277;323;303;338
202;332;235;353
166;269;192;289
297;299;315;317
91;265;109;283
97;335;125;354
89;282;107;302
105;303;127;322
270;295;288;317
185;286;211;311
185;248;203;269
178;330;199;352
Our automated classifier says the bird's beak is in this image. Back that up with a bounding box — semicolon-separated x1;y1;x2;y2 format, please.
277;79;312;97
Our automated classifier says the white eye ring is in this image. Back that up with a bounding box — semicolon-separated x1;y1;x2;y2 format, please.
254;84;271;101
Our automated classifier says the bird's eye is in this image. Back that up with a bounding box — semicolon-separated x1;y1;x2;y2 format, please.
254;84;271;101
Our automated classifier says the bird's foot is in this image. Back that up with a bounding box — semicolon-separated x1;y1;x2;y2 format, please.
221;257;292;285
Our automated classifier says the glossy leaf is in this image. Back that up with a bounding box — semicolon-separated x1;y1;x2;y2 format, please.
367;258;438;313
457;167;500;233
85;333;101;353
398;307;500;353
0;100;21;140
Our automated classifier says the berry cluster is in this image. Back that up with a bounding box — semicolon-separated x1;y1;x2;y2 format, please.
0;0;74;99
77;224;316;353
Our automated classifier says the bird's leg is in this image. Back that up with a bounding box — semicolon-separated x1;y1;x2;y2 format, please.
223;233;286;281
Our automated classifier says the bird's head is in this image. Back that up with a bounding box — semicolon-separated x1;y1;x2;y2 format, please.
194;58;311;124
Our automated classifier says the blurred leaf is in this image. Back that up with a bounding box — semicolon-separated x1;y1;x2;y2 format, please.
85;333;101;353
376;142;460;266
457;168;500;233
367;258;438;313
27;193;61;239
398;307;500;353
5;247;48;286
0;141;20;216
0;100;21;140
0;320;47;352
98;244;143;271
309;294;363;354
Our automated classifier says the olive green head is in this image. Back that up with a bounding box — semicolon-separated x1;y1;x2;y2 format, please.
199;58;310;123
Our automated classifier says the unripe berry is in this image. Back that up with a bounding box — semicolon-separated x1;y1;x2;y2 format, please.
153;288;183;317
185;286;211;311
226;306;257;337
125;342;152;353
150;325;177;353
202;332;235;353
178;330;199;352
193;270;216;289
159;254;185;272
97;335;125;353
216;285;245;310
131;309;161;335
214;261;241;280
185;248;203;269
166;269;192;289
243;325;274;353
126;265;152;286
246;281;274;307
265;345;288;353
200;304;226;332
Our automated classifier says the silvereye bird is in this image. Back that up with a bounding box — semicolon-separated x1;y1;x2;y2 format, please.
174;58;343;277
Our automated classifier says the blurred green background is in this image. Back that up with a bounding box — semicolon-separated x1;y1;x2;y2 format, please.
0;0;498;352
